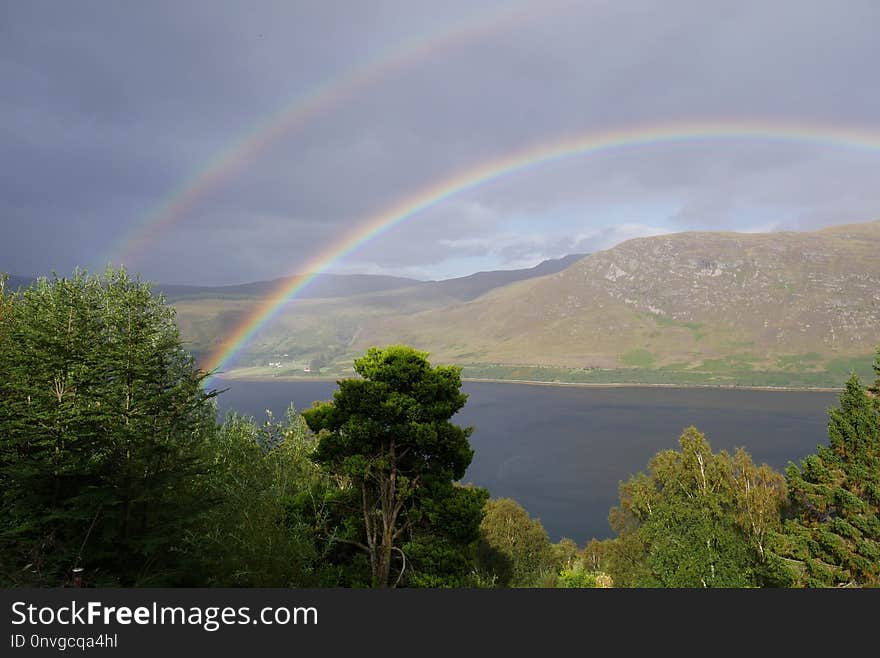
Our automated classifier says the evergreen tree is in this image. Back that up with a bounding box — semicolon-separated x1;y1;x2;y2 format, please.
869;347;880;402
0;268;217;586
302;345;486;587
402;482;489;587
769;374;880;587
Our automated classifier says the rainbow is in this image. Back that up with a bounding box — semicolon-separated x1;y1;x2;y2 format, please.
110;0;560;266
202;119;880;383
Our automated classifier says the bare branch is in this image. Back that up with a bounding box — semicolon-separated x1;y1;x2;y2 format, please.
392;546;407;588
333;537;371;554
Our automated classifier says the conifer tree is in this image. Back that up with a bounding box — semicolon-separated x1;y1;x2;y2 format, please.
302;345;485;587
770;374;880;587
0;268;217;585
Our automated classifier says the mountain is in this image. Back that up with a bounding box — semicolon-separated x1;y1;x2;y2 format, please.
0;271;422;300
348;221;880;385
154;273;421;302
3;255;585;304
157;254;585;303
421;253;586;302
167;254;589;371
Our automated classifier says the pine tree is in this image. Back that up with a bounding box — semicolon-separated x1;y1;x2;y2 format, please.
869;347;880;402
770;374;880;587
302;345;486;587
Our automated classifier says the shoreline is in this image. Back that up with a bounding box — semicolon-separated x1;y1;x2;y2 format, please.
211;373;842;393
461;377;841;392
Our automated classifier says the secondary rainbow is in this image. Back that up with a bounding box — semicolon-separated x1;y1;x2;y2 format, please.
202;118;880;383
110;0;561;266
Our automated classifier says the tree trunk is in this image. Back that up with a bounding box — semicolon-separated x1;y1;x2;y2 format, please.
375;531;394;587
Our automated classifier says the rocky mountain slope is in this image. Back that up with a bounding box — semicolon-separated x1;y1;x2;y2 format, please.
352;221;880;374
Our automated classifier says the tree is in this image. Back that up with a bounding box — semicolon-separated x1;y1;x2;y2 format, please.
557;561;602;588
301;345;483;587
191;406;332;587
0;268;218;586
729;447;788;565
583;538;612;572
401;482;489;588
769;374;880;587
551;537;580;571
869;347;880;402
476;497;556;587
606;427;787;587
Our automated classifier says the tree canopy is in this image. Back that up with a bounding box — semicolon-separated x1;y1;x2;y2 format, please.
0;269;218;585
768;374;880;587
302;345;486;587
476;497;556;587
607;427;787;587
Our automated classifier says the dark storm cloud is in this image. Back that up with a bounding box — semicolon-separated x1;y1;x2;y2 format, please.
2;0;878;284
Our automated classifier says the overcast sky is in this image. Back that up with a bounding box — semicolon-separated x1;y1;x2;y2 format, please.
2;0;879;284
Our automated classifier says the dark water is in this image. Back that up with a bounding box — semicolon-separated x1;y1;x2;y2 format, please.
215;380;838;544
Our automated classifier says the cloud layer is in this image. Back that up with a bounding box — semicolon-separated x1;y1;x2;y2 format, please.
2;0;879;284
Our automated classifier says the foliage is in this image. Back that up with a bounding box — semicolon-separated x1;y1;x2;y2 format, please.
476;498;557;587
551;537;580;571
188;406;336;586
403;483;489;588
606;427;787;588
768;374;880;587
0;269;218;586
302;345;485;587
583;538;613;572
557;561;601;588
869;347;880;401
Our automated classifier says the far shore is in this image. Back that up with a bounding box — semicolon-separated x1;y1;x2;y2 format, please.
210;372;842;393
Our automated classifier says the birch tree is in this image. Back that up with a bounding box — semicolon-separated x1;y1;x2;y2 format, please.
607;427;785;587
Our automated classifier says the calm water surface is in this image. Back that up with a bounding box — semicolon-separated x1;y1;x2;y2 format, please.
215;380;838;543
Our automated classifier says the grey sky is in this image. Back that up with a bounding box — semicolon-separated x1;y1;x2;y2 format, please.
2;0;878;284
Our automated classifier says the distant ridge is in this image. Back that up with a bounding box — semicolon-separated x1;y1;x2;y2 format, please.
154;254;587;302
0;271;422;300
2;254;587;304
154;273;421;302
423;253;586;301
